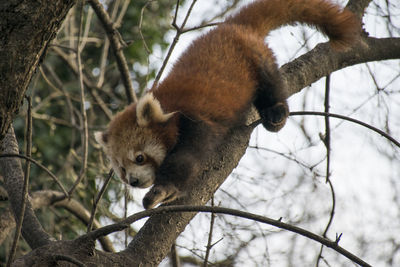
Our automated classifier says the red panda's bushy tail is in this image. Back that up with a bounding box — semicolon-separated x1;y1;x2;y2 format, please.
225;0;360;50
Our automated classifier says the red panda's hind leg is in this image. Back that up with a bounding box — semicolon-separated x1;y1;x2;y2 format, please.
254;61;289;132
260;102;289;132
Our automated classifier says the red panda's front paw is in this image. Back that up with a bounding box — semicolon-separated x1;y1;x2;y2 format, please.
142;184;181;209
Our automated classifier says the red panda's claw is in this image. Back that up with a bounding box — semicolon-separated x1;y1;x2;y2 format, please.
142;184;180;209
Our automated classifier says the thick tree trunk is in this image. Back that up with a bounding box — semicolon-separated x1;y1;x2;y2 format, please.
0;0;76;141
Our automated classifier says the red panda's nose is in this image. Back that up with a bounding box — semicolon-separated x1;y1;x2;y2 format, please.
129;176;140;187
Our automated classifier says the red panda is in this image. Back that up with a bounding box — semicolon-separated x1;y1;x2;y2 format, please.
95;0;359;209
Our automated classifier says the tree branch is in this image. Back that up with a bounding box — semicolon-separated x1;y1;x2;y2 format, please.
31;190;115;252
281;37;400;96
346;0;372;19
6;96;33;266
0;189;115;252
0;127;53;249
118;123;253;265
289;111;400;148
87;0;137;103
119;35;400;265
87;205;371;267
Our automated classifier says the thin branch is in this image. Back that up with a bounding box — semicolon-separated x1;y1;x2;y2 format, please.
69;0;89;195
88;0;137;103
6;96;33;266
87;205;371;267
170;243;181;267
40;65;78;128
124;184;129;248
316;75;337;267
114;0;130;28
138;0;155;88
289;111;400;148
87;170;114;232
154;0;198;84
0;127;53;249
0;154;68;197
203;197;215;267
30;190;115;252
96;37;110;88
181;22;219;33
323;75;331;183
79;6;94;50
50;46;113;120
138;1;153;55
97;0;129;88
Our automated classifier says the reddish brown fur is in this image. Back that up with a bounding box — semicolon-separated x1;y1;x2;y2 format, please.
227;0;360;49
152;0;359;126
99;0;360;209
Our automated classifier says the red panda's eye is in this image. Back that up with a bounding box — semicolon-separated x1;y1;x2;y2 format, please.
135;154;145;164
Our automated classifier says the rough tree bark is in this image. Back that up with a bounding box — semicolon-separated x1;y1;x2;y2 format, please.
0;0;76;141
1;0;400;266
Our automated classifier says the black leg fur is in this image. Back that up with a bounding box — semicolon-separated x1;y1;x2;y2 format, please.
253;61;289;132
142;116;226;209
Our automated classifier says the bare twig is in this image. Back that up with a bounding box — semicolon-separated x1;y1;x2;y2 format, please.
40;65;78;127
0;127;54;249
69;0;89;195
87;170;114;232
138;1;155;88
170;243;180;267
115;0;130;28
203;197;215;267
50;46;113;120
124;184;129;248
289;111;400;148
97;0;128;88
88;0;137;103
154;0;198;84
323;75;332;184
6;96;33;266
180;22;219;33
138;1;153;55
86;205;372;267
30;190;115;252
316;75;337;267
96;37;110;88
79;6;94;50
0;154;68;197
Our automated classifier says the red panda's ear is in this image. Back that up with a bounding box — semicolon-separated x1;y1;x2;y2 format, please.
136;93;174;127
94;131;108;148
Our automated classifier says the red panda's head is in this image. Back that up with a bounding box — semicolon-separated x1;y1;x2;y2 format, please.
95;93;178;188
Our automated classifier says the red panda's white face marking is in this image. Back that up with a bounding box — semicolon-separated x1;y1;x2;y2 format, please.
111;143;167;188
95;128;168;188
95;93;176;188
